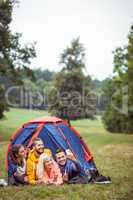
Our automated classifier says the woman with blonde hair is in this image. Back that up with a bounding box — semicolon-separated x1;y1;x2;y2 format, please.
37;153;63;185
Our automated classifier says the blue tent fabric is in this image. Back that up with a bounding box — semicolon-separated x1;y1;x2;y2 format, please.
38;124;69;156
8;121;97;177
40;123;96;171
38;126;61;156
57;123;86;160
11;123;38;146
8;123;39;182
45;124;69;149
57;123;92;169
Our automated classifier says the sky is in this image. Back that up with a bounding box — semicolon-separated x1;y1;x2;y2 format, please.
10;0;133;80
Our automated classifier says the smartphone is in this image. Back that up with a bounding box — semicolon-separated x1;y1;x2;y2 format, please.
66;149;72;156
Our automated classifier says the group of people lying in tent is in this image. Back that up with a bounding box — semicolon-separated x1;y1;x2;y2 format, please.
8;138;111;186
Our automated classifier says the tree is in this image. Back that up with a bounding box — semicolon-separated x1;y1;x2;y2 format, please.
0;0;15;118
91;78;111;112
103;24;133;133
0;85;8;118
33;68;55;82
60;37;85;71
49;38;96;120
0;0;36;118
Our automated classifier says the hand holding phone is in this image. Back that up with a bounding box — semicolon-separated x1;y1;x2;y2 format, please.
66;149;77;162
66;149;72;156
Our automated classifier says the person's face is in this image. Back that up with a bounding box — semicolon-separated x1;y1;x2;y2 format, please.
34;141;44;155
44;159;53;170
56;152;67;166
18;146;26;158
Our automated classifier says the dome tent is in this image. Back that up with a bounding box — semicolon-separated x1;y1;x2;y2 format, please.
6;117;97;177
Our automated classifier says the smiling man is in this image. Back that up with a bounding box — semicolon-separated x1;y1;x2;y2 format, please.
55;149;86;184
55;149;111;184
26;138;52;185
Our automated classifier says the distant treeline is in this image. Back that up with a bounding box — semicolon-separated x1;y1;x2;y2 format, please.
1;1;133;133
0;67;109;112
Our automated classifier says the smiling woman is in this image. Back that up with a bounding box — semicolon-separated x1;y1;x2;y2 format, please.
8;144;28;185
37;154;63;185
0;108;133;199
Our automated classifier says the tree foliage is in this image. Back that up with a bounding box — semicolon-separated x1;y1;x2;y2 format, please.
0;0;36;118
33;68;55;82
49;38;96;120
103;24;133;133
60;38;85;71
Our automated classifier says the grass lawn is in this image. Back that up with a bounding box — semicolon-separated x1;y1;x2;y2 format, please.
0;108;133;200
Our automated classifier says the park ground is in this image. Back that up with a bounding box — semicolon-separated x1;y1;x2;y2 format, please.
0;108;133;200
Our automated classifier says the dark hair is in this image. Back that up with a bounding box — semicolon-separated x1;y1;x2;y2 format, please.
56;149;65;155
10;144;23;160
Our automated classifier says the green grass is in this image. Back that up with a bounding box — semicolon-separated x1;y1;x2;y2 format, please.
0;108;133;200
72;117;133;150
0;108;49;141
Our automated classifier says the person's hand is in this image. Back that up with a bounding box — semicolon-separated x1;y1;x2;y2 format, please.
66;149;77;162
55;182;63;186
67;153;77;163
63;173;68;183
24;176;29;183
46;180;53;185
14;172;17;176
36;179;43;184
53;174;58;181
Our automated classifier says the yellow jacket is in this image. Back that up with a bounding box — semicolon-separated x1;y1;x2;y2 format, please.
26;149;52;184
